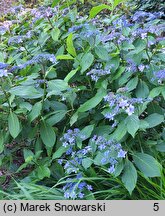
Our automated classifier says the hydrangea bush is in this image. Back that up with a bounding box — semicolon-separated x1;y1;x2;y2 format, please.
0;1;164;199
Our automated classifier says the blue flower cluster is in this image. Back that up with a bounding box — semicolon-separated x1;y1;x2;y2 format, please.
0;21;12;35
0;69;8;78
0;63;11;78
63;174;93;199
91;135;126;174
153;69;165;84
104;92;145;121
132;11;164;23
0;63;9;70
71;23;101;39
31;6;58;22
100;11;164;46
10;5;24;14
126;59;146;73
58;129;126;199
8;36;26;45
60;128;81;148
87;68;111;82
59;130;126;175
18;54;57;69
68;25;84;33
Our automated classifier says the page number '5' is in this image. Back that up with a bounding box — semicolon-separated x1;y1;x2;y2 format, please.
153;203;159;211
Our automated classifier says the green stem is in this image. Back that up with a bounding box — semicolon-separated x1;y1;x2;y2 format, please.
41;64;47;116
0;80;12;111
138;133;144;153
47;17;54;29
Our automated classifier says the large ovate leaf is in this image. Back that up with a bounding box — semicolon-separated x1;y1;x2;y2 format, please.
28;101;42;122
79;125;95;141
125;114;140;137
37;166;50;180
95;46;109;61
47;79;69;93
149;87;163;98
70;88;106;125
112;121;127;141
82;158;93;170
133;153;162;177
51;28;60;41
40;121;56;148
78;88;106;112
66;33;76;57
9;86;43;99
8;111;20;138
135;80;149;98
122;160;137;194
80;52;94;74
89;4;112;19
126;77;138;92
52;146;67;160
144;113;164;128
64;68;79;82
46;110;67;126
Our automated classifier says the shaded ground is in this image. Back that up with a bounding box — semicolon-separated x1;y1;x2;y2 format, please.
0;0;16;14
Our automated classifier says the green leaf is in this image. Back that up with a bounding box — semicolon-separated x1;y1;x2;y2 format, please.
52;146;67;160
95;46;109;61
133;153;161;177
94;152;104;165
78;88;106;113
162;88;165;100
46;110;67;126
0;131;4;153
89;4;112;19
66;33;76;57
92;125;113;136
52;0;60;7
23;149;34;163
64;68;79;82
37;166;50;180
9;86;43;99
51;28;60;41
122;160;137;194
70;88;106;125
145;113;164;128
156;142;165;152
79;125;95;141
40;121;56;148
139;120;149;130
80;52;94;74
8;111;20;138
47;79;69;92
28;101;42;122
56;55;74;60
135;80;149;98
149;87;163;98
126;77;138;92
82;158;93;170
112;121;127;141
113;0;125;7
114;161;124;177
70;112;79;126
125;114;140;137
